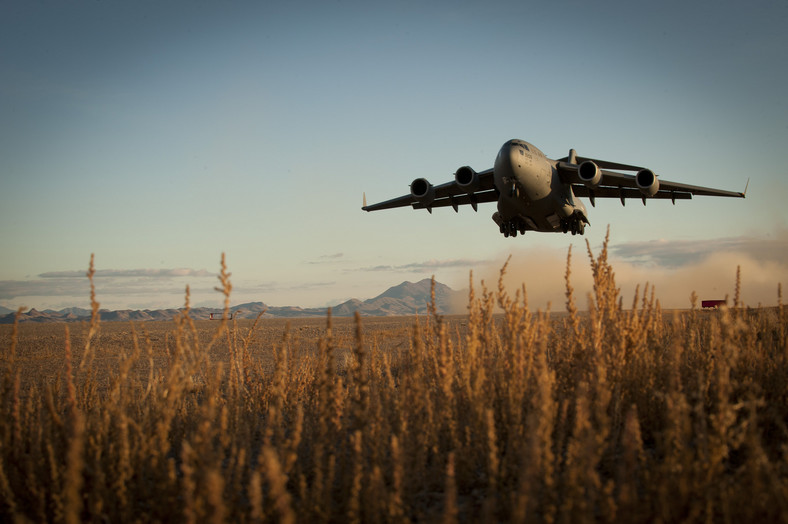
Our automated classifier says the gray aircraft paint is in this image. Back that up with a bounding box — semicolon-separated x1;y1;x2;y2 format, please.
362;139;746;238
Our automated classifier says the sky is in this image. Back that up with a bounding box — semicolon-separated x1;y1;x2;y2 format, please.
1;0;787;313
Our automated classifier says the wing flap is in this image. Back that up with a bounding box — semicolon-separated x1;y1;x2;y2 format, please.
362;194;418;211
572;186;693;201
592;169;745;198
362;168;497;212
647;179;745;198
412;189;499;210
559;161;746;199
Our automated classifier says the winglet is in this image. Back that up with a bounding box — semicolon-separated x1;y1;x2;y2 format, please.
363;192;367;207
742;178;749;198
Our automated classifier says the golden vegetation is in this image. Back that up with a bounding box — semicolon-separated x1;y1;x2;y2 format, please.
1;238;787;523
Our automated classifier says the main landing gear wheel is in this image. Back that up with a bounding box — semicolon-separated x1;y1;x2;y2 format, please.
500;219;526;238
561;218;586;236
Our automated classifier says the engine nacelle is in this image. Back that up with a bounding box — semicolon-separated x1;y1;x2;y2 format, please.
454;166;479;192
410;177;435;205
636;169;659;197
577;161;601;188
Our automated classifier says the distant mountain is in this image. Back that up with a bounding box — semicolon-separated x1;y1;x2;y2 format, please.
0;306;15;315
54;307;92;316
0;279;463;323
331;299;364;317
335;279;462;316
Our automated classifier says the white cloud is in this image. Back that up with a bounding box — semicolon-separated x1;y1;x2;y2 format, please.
610;231;788;269
307;253;345;265
39;268;213;278
355;258;488;273
0;267;216;307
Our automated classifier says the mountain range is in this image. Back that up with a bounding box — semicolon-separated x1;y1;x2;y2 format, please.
0;279;465;323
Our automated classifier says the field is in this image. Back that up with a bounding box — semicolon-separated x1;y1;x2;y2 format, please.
1;239;787;523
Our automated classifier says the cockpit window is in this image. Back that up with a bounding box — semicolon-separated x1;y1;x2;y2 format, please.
508;139;533;153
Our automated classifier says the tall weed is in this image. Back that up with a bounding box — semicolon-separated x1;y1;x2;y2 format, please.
1;242;786;523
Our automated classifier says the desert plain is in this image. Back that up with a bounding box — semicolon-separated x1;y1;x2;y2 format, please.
1;242;786;523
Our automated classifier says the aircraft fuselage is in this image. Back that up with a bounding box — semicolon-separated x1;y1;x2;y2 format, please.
361;138;745;238
493;139;588;235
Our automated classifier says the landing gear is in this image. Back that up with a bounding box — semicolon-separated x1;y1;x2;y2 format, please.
499;219;526;238
560;216;587;236
494;213;529;238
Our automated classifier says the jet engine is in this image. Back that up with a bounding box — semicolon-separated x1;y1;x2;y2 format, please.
636;169;659;197
455;166;479;192
410;178;435;205
577;161;601;188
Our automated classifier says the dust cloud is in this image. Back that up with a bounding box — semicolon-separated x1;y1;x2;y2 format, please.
454;234;787;312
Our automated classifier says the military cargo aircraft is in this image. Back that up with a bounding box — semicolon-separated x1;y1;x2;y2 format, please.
362;139;746;237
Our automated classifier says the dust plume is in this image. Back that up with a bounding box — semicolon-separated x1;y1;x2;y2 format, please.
463;232;788;311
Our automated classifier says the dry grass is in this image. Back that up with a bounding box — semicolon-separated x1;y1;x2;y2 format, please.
1;235;787;523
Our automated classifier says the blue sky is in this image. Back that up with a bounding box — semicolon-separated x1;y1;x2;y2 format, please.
1;0;786;311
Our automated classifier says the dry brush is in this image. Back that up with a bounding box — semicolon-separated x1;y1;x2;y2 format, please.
1;238;787;523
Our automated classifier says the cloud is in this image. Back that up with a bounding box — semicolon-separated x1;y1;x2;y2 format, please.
469;233;788;310
0;278;90;299
0;278;204;301
354;258;488;273
0;267;216;302
610;252;784;308
610;232;788;269
307;253;345;264
239;280;336;293
356;265;395;272
39;268;213;278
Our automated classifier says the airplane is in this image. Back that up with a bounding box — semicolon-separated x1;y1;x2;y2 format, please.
361;139;746;237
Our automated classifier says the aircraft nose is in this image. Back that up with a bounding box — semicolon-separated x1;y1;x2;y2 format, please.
509;144;521;166
495;142;516;179
499;141;521;166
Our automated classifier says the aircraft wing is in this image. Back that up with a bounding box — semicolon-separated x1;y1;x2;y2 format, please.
556;160;746;202
363;168;498;212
